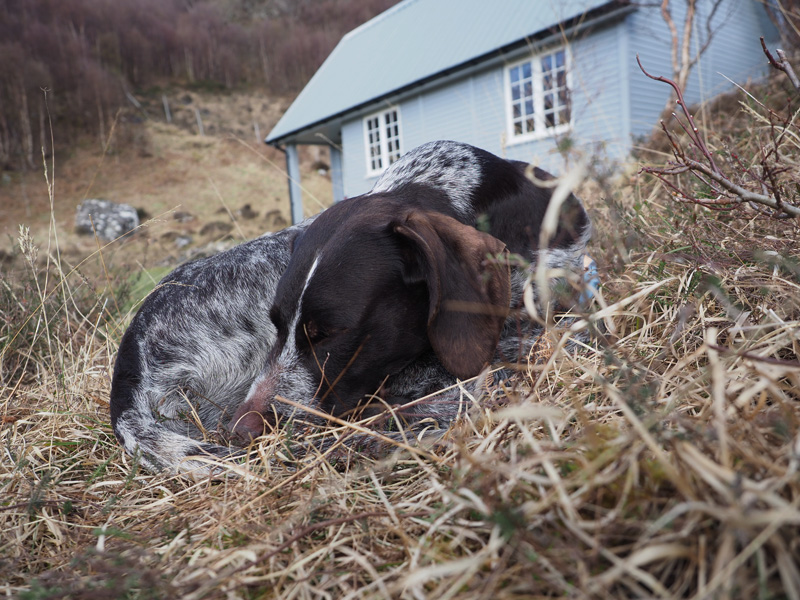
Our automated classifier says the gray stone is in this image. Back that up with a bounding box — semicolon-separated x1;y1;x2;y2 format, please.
75;199;140;241
174;235;193;249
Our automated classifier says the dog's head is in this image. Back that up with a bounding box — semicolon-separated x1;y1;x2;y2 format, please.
229;190;510;438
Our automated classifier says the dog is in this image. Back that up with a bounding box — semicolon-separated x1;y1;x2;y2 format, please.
110;140;591;475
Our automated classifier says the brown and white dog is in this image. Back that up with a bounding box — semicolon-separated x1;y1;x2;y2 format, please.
110;141;591;474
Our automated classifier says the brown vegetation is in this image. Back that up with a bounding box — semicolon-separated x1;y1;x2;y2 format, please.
0;88;334;295
0;0;399;169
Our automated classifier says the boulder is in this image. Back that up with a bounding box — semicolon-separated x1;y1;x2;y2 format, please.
75;199;140;241
236;204;259;220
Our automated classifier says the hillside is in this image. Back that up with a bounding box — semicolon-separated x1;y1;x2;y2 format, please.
0;88;333;279
0;0;399;171
1;13;800;600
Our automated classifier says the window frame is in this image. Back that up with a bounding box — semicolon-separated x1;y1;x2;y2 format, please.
504;47;572;144
363;107;403;177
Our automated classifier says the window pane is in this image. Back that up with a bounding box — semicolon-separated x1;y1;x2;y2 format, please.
541;54;552;72
557;70;566;89
524;81;532;97
556;50;565;68
525;117;534;133
511;84;520;101
543;74;552;90
513;103;521;118
544;94;553;110
514;121;522;135
545;112;555;127
524;99;533;115
522;61;532;79
367;108;401;172
510;66;519;83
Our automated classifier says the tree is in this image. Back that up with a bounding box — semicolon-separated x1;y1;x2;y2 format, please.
638;0;729;110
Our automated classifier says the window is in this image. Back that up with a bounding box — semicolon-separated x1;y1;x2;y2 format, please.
506;48;571;141
364;108;402;175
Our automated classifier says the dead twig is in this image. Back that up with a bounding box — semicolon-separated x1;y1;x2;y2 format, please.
761;36;800;94
637;53;800;219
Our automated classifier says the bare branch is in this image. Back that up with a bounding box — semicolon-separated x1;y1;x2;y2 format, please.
638;50;800;220
681;156;800;217
761;36;800;94
637;55;721;174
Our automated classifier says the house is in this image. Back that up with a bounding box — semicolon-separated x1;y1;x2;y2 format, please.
265;0;779;223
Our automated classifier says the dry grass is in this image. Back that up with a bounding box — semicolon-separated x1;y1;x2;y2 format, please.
2;87;800;599
0;89;332;272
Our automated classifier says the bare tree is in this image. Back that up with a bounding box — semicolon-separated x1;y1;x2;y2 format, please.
763;0;800;50
636;0;728;110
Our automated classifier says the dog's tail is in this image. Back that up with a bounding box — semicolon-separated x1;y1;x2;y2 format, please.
110;392;242;477
110;327;245;477
111;409;240;477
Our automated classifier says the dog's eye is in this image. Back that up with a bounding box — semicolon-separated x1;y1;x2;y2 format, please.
304;321;323;343
302;321;346;346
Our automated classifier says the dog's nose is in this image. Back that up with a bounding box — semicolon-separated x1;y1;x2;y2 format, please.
229;409;268;441
229;382;272;440
229;371;280;440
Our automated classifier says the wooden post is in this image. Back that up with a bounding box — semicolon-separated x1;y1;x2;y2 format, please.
162;95;172;123
194;107;204;136
285;144;303;224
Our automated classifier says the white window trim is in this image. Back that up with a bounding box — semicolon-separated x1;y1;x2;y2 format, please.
363;107;403;177
504;47;573;145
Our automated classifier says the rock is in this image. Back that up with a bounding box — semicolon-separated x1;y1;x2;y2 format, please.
75;199;139;241
173;210;195;223
174;235;193;249
237;204;259;220
160;232;193;251
311;159;330;175
200;221;234;237
264;209;288;229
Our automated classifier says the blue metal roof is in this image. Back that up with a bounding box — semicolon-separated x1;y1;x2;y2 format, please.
267;0;619;144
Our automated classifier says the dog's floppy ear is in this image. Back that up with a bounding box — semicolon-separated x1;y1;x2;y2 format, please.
393;211;511;379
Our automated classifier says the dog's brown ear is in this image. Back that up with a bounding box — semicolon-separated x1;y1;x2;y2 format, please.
393;211;511;379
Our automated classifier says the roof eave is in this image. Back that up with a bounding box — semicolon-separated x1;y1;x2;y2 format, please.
266;0;634;146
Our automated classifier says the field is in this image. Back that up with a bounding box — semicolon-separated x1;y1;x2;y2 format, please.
1;80;799;598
